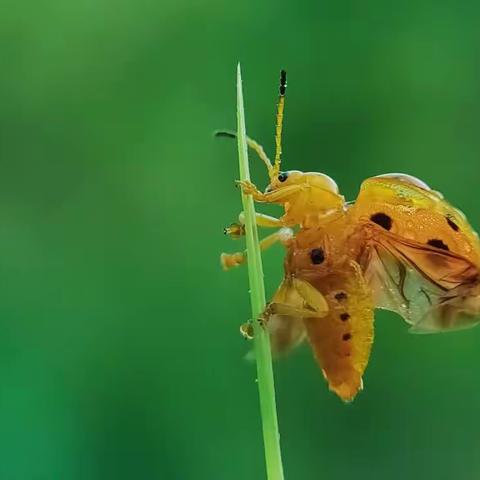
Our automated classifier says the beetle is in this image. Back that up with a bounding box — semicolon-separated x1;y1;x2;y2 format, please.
219;71;480;401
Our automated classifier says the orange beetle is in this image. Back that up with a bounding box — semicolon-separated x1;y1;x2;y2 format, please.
219;71;480;402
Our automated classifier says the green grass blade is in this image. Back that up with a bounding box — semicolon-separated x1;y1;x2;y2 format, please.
236;63;285;480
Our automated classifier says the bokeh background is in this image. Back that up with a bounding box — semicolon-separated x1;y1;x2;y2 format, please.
1;1;480;478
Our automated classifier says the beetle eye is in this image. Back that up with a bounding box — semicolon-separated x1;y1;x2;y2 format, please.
278;172;289;182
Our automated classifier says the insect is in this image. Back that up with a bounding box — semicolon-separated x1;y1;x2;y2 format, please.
218;70;480;402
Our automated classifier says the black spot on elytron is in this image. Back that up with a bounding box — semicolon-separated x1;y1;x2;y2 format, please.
334;292;347;302
370;212;392;231
310;248;325;265
340;313;350;321
427;239;449;251
446;216;459;232
342;333;352;341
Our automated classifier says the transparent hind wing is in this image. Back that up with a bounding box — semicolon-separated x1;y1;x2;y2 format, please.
361;226;480;333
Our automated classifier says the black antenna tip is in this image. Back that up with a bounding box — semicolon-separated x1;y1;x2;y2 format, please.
279;70;287;96
214;130;237;139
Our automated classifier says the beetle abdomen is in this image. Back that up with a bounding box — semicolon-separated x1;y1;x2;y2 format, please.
304;266;374;402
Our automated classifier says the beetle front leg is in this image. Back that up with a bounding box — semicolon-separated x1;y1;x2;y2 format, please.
235;180;266;201
236;180;303;204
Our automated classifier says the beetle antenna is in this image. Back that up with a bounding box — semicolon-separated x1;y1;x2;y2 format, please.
272;69;287;178
215;130;273;171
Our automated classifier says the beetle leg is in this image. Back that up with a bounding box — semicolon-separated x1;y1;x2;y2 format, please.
240;321;254;339
242;211;283;228
266;302;325;318
220;251;245;270
235;180;265;201
236;180;303;203
292;278;329;316
224;212;283;239
220;228;293;271
263;277;329;321
223;223;245;239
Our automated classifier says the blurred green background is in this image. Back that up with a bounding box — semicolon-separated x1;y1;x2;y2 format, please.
1;0;480;478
